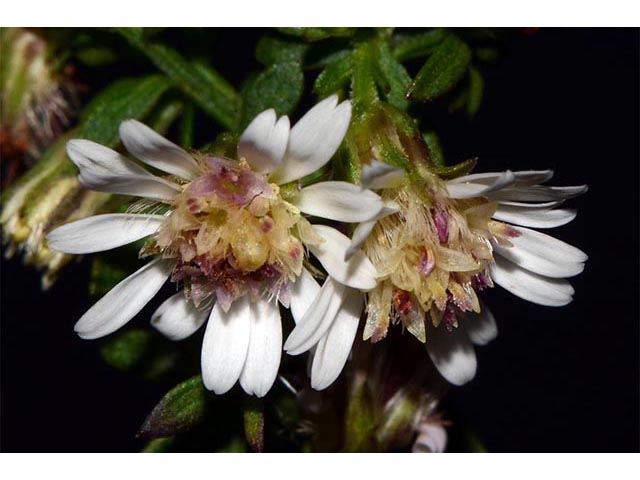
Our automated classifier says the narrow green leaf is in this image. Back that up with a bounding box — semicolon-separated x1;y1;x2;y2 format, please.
138;376;208;439
243;398;265;453
313;54;353;98
89;256;130;300
277;27;355;42
392;28;447;62
256;36;309;66
344;375;377;452
431;158;477;179
179;102;195;148
100;329;154;372
375;41;411;111
351;41;379;118
422;131;446;167
114;28;240;130
240;61;304;129
142;437;176;453
466;67;484;117
407;34;472;103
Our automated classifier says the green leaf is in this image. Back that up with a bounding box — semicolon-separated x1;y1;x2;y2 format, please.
392;28;447;62
138;376;208;439
466;66;484;117
78;75;172;146
422;131;446;167
89;256;131;300
313;54;353;98
141;437;176;453
277;27;355;42
243;398;265;453
256;36;308;66
344;375;378;452
114;28;240;130
407;34;472;103
432;158;478;179
240;61;304;129
375;41;411;111
100;329;154;372
351;41;379;118
179;102;195;148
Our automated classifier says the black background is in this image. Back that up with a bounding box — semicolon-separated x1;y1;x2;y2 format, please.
1;28;638;452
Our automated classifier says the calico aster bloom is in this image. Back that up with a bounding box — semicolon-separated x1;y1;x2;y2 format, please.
289;159;588;387
47;96;382;397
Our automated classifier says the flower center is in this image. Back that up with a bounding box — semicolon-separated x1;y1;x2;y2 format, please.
150;156;317;312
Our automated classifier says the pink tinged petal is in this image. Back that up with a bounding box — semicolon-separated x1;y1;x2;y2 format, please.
494;225;587;278
308;225;377;291
361;160;404;189
66;139;181;201
46;213;165;254
426;323;477;386
492;206;577;229
289;268;321;325
345;201;400;261
491;184;588;202
119;119;199;180
151;291;209;341
412;424;448;453
201;296;252;394
489;256;575;307
295;181;383;222
463;301;497;346
284;277;347;355
310;288;362;390
238;109;290;175
239;299;282;397
74;258;171;339
445;170;516;199
269;95;352;185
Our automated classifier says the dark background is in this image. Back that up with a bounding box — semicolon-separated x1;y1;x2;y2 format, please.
1;28;638;452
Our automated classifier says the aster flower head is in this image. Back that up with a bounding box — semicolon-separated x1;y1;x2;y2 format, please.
47;95;383;397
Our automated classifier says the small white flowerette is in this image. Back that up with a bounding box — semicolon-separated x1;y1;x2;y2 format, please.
48;96;383;397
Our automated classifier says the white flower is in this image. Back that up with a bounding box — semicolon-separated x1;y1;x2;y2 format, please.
295;160;588;388
47;95;383;397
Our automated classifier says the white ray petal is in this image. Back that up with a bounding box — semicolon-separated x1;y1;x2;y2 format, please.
345;201;400;260
493;206;577;229
74;258;171;339
119;119;199;180
491;185;588;202
201;296;252;394
446;170;516;199
308;225;377;290
289;268;321;325
361;160;404;190
284;277;347;355
46;214;165;254
67;139;181;201
413;424;448;453
239;299;282;397
451;170;553;186
310;288;362;390
489;256;575;307
150;291;209;341
496;225;587;277
294;181;383;222
269;95;351;185
427;323;477;386
238;109;290;175
497;199;566;209
463;302;497;346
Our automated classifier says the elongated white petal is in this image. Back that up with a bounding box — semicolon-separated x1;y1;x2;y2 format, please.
47;214;165;254
451;170;553;187
413;424;448;453
427;323;477;386
74;259;171;339
345;201;400;261
284;277;347;355
67;140;180;201
295;181;383;222
489;256;574;307
308;225;377;290
497;199;565;209
446;170;516;199
151;291;209;341
361;160;404;189
491;185;588;202
310;288;362;390
463;302;497;346
238;109;290;175
201;296;251;394
119;120;199;180
493;206;577;229
239;299;282;397
289;268;320;325
269;95;351;185
495;225;587;278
